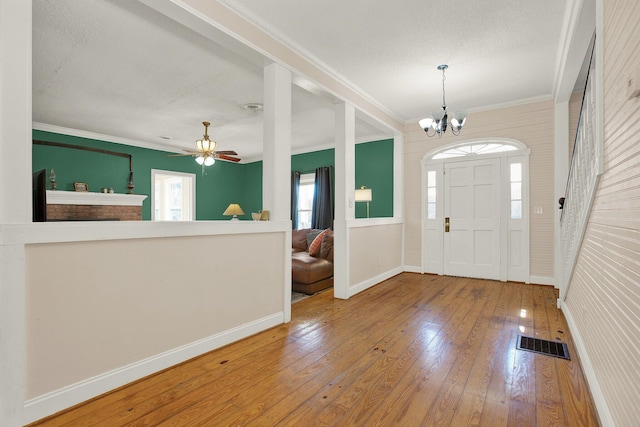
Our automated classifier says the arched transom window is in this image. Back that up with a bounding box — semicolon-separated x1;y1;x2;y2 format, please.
430;141;523;160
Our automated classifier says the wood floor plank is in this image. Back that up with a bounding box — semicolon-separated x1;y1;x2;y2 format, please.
449;281;515;427
303;276;467;426
420;279;502;426
29;274;600;427
533;285;567;427
508;282;538;426
239;275;452;426
478;282;523;427
362;278;493;425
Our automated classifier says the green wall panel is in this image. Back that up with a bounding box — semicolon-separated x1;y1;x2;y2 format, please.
32;130;250;220
33;130;393;221
291;148;335;174
288;139;394;219
355;139;394;218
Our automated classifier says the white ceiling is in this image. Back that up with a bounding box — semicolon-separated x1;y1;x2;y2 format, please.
32;0;568;162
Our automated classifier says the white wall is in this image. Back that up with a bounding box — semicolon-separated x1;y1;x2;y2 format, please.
403;100;555;282
14;222;289;424
563;1;640;425
348;221;403;295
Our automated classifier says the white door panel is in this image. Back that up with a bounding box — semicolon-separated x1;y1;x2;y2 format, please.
444;158;501;280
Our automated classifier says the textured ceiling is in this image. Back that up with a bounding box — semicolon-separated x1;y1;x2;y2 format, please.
32;0;568;161
227;0;568;117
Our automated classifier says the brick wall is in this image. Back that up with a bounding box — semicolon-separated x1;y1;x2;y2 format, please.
47;204;142;221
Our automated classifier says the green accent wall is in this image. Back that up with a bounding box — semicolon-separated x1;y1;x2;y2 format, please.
32;130;254;220
32;130;393;221
291;148;335;173
288;139;394;219
355;139;394;218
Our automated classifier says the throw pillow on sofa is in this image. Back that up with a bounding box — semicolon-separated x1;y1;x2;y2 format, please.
308;229;328;257
320;230;334;261
306;229;322;249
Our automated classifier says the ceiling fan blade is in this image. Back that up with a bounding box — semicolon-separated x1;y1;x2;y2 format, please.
216;150;238;156
215;154;241;162
167;152;196;157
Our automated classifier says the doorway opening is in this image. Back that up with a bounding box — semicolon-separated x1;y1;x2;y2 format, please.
421;139;530;282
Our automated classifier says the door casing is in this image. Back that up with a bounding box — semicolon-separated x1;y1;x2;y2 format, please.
421;139;530;282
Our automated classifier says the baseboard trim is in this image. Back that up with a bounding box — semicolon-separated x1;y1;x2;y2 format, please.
23;312;284;425
348;266;403;298
559;300;614;427
403;265;422;274
529;275;555;286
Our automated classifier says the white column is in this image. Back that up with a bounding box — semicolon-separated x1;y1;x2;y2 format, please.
333;102;356;299
0;0;31;424
262;63;291;222
393;133;404;219
262;63;292;321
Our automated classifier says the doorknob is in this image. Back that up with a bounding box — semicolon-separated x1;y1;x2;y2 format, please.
445;217;450;232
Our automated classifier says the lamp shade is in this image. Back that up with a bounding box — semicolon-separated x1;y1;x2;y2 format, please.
354;187;372;202
223;203;245;217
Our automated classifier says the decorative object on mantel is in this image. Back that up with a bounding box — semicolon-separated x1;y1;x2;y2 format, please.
33;140;135;194
74;182;89;192
223;203;245;220
127;171;134;194
418;64;467;137
109;187;114;193
251;212;262;221
101;187;108;193
355;185;373;218
260;210;269;221
49;168;56;190
167;122;241;172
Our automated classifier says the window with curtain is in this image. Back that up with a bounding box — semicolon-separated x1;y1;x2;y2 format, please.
311;166;333;230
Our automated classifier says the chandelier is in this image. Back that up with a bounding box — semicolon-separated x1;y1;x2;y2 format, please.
195;121;217;166
418;65;467;137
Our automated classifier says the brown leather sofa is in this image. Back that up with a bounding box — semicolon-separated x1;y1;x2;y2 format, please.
291;228;334;295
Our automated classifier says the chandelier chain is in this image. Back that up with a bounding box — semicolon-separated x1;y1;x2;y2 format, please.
441;68;447;109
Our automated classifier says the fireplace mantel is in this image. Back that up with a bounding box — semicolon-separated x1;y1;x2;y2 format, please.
46;191;147;206
45;191;147;221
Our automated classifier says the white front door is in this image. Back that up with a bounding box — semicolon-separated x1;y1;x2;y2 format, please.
443;158;501;280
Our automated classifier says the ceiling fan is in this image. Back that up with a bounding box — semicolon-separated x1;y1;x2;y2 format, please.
168;121;241;166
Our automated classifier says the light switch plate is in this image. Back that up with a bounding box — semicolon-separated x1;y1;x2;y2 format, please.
534;206;543;214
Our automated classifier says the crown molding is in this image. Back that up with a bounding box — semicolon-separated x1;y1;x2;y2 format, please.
32;123;184;154
404;94;554;126
218;0;404;127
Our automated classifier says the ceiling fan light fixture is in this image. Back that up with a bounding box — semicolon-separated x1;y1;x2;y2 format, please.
419;65;466;137
204;156;215;166
196;138;216;152
195;155;205;165
195;121;217;154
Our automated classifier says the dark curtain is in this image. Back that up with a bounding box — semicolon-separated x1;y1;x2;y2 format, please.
291;171;300;229
311;166;333;230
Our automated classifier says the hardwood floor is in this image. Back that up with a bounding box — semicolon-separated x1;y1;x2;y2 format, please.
31;273;600;426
